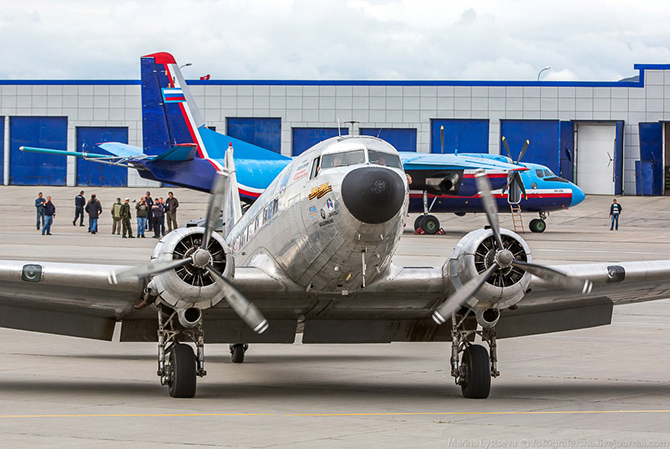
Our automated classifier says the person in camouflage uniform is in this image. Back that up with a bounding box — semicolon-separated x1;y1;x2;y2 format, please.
120;198;134;238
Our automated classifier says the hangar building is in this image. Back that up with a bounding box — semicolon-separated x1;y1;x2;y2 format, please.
2;63;670;195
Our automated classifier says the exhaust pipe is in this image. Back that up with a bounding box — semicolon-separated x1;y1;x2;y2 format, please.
475;307;500;329
178;307;202;328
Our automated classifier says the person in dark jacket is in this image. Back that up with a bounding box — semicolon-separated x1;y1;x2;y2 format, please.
85;194;103;234
609;199;623;231
136;197;149;238
120;198;134;238
144;191;154;232
165;191;179;233
35;192;46;230
73;190;85;226
151;199;164;238
42;196;56;235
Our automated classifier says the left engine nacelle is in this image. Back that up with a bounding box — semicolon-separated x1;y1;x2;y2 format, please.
445;228;532;324
150;227;234;310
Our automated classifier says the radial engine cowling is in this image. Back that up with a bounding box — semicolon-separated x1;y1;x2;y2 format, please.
150;227;233;310
446;228;532;319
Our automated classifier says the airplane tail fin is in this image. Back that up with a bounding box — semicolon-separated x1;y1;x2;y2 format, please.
220;143;243;238
141;52;206;156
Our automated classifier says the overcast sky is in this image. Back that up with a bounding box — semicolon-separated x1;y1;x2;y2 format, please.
2;0;670;82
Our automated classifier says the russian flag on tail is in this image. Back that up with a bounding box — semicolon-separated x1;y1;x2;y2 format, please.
162;88;186;103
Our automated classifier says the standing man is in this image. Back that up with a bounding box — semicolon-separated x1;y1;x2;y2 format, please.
85;194;103;234
42;196;56;235
145;191;154;232
609;199;623;231
111;198;123;235
35;192;46;230
151;198;164;239
165;191;180;233
73;190;85;226
136;197;149;238
120;198;134;239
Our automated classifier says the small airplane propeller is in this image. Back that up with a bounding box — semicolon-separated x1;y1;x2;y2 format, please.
501;136;529;201
432;171;592;325
109;171;269;334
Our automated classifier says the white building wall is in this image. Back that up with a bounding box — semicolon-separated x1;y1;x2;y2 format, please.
2;64;670;194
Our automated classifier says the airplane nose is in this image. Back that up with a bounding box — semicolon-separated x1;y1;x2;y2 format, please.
341;167;405;224
570;184;586;207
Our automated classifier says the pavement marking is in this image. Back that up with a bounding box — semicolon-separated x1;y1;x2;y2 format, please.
1;410;669;419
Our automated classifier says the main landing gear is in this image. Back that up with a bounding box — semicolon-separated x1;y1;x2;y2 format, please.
157;304;206;398
414;190;441;234
529;211;548;233
450;310;498;399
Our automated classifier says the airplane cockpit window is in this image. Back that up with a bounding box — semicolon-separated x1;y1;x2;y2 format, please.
310;157;320;179
536;169;545;178
544;169;553;177
368;150;402;169
320;150;366;170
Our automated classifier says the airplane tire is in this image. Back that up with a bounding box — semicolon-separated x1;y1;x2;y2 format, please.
460;345;491;399
529;218;546;233
230;344;246;363
421;215;440;235
168;344;197;398
413;215;424;231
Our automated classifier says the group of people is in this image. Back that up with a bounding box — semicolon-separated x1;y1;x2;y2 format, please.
36;190;180;238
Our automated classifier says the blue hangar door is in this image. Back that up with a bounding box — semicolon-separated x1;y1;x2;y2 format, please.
76;127;129;187
431;119;489;154
0;116;4;184
500;120;560;173
10;116;67;185
638;122;663;196
292;128;348;156
360;128;417;152
226;118;281;153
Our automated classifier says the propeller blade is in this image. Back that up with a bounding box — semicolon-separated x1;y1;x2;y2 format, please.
108;258;193;284
516;140;529;164
502;136;512;159
432;263;499;325
201;173;227;251
440;125;445;154
206;264;269;334
475;171;504;251
511;260;593;294
515;171;527;199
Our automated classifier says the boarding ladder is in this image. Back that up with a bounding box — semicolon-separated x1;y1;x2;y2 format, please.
509;204;524;233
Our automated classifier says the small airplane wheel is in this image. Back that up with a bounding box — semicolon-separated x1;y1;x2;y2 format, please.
460;345;491;399
529;218;546;233
168;343;197;398
420;215;440;235
413;215;425;232
230;343;247;363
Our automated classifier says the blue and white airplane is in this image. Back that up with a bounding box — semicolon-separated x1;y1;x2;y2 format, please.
21;52;584;233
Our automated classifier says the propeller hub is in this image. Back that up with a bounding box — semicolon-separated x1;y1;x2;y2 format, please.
495;249;514;268
192;248;212;268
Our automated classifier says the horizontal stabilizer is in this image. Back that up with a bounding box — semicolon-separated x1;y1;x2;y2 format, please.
153;144;198;162
97;142;147;158
20;146;107;159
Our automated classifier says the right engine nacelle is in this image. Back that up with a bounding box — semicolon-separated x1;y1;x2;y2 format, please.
446;228;533;320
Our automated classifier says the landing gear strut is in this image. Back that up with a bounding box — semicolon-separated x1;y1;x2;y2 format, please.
450;310;498;399
157;304;206;398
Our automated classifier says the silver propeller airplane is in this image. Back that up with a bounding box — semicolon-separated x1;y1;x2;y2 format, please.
1;135;670;399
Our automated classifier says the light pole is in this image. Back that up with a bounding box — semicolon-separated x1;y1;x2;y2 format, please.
179;63;192;69
537;66;551;81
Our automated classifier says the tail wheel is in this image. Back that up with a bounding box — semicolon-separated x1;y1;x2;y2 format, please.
529;218;546;233
460;345;491;399
168;344;197;398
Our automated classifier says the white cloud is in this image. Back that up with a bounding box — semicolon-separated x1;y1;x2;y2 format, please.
1;0;670;81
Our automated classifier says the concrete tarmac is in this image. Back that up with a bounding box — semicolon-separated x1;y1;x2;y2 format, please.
0;186;669;448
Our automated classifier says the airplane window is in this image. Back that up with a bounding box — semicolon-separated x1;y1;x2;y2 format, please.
368;150;402;168
310;157;320;179
535;169;544;178
544;169;552;177
320;150;365;170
